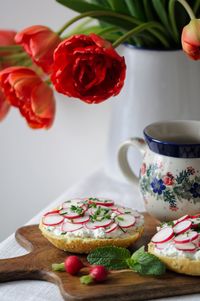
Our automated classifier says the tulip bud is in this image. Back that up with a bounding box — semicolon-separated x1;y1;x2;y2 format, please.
181;19;200;60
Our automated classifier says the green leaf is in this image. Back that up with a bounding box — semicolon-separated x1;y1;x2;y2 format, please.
87;246;131;270
151;0;174;43
56;0;141;31
106;0;130;15
125;0;146;21
143;0;156;21
127;246;166;276
56;0;110;12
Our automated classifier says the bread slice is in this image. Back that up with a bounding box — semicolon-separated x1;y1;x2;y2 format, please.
39;197;144;253
39;221;144;253
148;242;200;276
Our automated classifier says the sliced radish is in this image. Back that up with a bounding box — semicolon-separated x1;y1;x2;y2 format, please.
72;214;90;224
62;222;83;232
174;231;198;244
43;213;64;226
62;198;85;209
85;219;113;229
116;207;140;217
44;210;60;216
59;205;87;219
174;214;189;225
191;217;200;228
175;242;196;252
105;223;118;233
62;211;83;219
88;198;114;207
155;240;173;250
173;220;192;235
151;227;174;243
111;206;120;211
115;214;136;228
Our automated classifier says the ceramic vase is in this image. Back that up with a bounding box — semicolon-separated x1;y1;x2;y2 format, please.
105;45;200;182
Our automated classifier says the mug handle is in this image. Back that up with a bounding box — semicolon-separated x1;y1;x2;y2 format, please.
118;137;147;185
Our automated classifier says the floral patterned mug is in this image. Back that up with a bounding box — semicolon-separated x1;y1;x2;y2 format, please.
118;120;200;221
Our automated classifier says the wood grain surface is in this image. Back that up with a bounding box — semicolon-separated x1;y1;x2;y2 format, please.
0;213;200;301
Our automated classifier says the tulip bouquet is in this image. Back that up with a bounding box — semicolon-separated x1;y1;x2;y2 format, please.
0;0;199;129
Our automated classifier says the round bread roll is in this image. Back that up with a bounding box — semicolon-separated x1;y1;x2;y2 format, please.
148;214;200;276
39;197;144;253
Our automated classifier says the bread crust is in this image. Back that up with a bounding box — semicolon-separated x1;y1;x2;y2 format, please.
148;242;200;276
39;221;144;253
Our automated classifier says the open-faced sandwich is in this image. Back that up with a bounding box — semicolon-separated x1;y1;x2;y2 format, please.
39;197;144;253
148;214;200;275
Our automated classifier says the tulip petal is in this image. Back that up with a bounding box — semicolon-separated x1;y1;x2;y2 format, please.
51;34;126;104
0;88;10;121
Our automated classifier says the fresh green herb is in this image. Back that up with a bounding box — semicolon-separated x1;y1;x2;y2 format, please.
87;246;166;276
124;211;131;214
104;214;111;220
61;232;67;235
89;197;99;201
70;205;84;215
126;246;166;276
118;225;127;233
116;216;124;221
160;221;174;227
59;208;68;215
87;246;131;270
88;203;97;208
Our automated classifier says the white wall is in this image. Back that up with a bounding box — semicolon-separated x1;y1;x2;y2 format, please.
0;0;113;241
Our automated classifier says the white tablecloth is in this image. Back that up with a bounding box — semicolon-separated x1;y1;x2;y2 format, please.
0;169;199;301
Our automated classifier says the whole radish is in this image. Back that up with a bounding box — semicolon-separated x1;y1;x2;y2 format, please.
52;255;84;275
80;265;108;284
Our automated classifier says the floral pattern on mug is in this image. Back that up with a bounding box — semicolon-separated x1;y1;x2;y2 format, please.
139;163;200;211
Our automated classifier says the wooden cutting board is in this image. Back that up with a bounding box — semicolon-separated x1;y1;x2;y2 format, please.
0;213;200;301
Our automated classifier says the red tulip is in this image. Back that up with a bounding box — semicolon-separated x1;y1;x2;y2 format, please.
0;30;17;120
0;66;55;129
0;88;10;121
15;25;61;74
0;30;16;46
181;19;200;60
51;33;126;104
0;29;17;70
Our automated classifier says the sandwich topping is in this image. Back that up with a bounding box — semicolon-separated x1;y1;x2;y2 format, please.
41;198;144;239
151;214;200;260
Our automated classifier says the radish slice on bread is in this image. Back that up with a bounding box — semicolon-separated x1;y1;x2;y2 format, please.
174;231;198;244
175;242;196;252
62;222;83;232
173;220;192;235
152;227;174;243
115;214;136;228
43;213;64;226
88;198;114;207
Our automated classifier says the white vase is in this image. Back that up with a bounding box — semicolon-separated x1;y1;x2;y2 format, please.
105;45;200;182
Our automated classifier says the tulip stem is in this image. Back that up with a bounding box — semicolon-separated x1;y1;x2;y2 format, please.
57;11;141;36
112;22;170;48
177;0;196;19
0;52;28;61
58;10;169;48
0;45;23;52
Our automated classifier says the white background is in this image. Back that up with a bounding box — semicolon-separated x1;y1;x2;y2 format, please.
0;0;114;241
